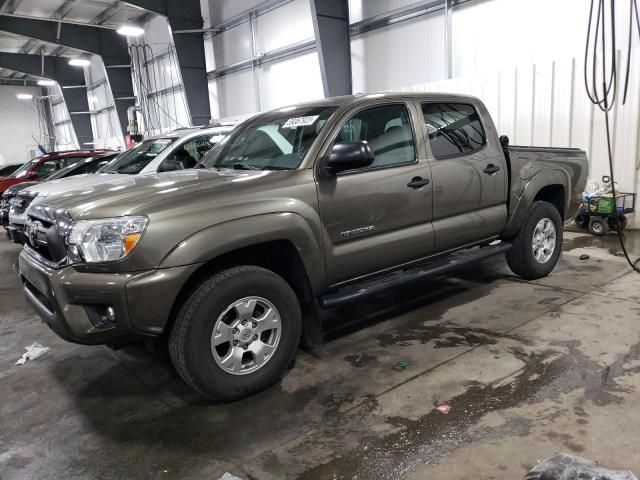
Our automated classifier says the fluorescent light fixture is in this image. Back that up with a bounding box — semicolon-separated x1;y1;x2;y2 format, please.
16;93;33;100
37;79;56;86
83;141;96;145
116;25;144;37
68;58;91;67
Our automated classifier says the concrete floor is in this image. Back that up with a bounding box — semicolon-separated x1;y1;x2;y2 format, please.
2;229;640;480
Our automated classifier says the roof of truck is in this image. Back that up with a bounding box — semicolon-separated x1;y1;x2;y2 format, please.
258;92;482;112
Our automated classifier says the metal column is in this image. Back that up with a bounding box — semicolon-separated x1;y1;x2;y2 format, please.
309;0;352;97
123;0;212;125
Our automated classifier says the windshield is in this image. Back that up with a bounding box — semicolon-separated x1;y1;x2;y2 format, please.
99;138;176;174
46;154;115;180
199;106;338;170
10;157;39;178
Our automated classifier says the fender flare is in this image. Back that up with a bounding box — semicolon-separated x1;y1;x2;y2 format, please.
503;169;570;237
158;212;327;294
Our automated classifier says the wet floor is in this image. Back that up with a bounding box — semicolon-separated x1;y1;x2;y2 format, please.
1;229;640;479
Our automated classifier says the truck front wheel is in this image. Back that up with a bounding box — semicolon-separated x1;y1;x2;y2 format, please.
506;201;563;280
169;266;302;401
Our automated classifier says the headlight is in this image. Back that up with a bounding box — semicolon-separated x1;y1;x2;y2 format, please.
67;216;148;263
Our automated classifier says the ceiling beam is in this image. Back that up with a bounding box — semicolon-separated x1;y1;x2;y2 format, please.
0;12;116;29
91;0;123;25
53;0;81;20
0;0;22;15
20;38;37;54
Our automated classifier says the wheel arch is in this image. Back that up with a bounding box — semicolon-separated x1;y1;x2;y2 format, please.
503;169;570;238
163;238;325;347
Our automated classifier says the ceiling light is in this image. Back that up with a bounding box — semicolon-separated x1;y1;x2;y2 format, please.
116;25;145;37
37;79;56;86
69;58;91;67
16;93;33;100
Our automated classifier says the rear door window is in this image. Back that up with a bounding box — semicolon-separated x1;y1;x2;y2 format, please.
422;103;486;159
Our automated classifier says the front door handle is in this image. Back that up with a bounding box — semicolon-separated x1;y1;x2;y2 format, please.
407;176;430;189
483;164;501;175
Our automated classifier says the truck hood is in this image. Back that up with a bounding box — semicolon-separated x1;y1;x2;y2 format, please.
35;169;275;219
22;173;128;198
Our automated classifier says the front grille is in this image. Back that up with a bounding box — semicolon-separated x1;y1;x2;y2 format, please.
12;193;36;216
24;205;72;266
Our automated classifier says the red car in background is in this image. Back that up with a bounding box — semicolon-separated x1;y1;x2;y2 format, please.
0;150;113;194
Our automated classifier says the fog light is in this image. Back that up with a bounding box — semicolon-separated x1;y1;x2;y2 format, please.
85;305;117;329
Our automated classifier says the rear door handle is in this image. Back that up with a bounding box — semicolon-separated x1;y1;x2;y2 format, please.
483;164;501;175
407;176;430;189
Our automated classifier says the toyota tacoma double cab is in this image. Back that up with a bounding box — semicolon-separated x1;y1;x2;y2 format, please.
19;93;588;401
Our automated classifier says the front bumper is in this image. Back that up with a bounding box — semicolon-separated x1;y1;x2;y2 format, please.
19;248;199;345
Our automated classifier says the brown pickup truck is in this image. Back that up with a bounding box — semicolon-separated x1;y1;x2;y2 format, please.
19;93;588;401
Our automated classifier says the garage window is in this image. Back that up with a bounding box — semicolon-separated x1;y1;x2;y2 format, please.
422;103;486;159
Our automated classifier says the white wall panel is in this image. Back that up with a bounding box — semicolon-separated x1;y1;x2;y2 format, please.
0;86;43;163
212;23;252;68
532;63;553;147
348;0;422;23
207;0;264;25
550;60;574;147
212;69;258;118
351;13;446;93
258;51;324;111
256;0;314;53
514;65;534;145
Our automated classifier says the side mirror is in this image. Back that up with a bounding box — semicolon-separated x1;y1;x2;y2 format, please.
26;171;39;179
159;158;184;172
324;141;374;175
499;135;510;149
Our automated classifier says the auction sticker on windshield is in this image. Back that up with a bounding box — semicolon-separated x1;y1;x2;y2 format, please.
282;115;319;129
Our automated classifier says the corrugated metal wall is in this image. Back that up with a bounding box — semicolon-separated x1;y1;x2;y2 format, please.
204;0;324;119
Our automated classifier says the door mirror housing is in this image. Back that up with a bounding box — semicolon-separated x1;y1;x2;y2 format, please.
159;158;184;172
324;141;374;175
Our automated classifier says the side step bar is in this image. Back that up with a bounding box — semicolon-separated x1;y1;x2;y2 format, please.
319;242;512;308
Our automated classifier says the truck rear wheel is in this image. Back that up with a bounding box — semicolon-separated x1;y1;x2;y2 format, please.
506;200;563;280
169;266;301;401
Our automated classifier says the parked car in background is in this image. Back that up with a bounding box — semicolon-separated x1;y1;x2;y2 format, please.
2;153;117;243
0;163;23;177
15;123;237;218
17;93;588;401
0;149;113;195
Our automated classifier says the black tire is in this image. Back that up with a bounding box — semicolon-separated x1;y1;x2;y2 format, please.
169;266;301;402
588;217;609;236
607;214;627;231
506;201;563;280
574;214;588;229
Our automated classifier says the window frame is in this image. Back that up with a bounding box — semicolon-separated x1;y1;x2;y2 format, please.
321;101;419;176
421;101;488;160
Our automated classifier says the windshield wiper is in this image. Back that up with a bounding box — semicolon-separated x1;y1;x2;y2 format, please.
231;163;262;171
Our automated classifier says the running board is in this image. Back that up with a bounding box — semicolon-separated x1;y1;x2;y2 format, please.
319;242;512;308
